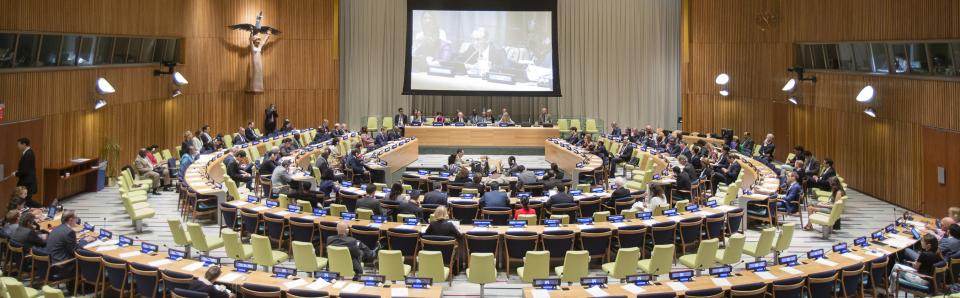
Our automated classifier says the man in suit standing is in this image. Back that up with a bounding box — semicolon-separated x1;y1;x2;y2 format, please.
264;104;279;135
14;138;38;206
394;108;408;128
244;121;260;141
479;182;510;208
537;107;552;126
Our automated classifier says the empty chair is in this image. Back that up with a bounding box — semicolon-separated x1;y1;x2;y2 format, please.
726;208;744;235
186;222;224;256
466;253;497;298
806;270;838;298
703;213;726;244
684;288;725;298
579;228;613;264
292;241;328;275
286;289;330;298
418;251;452;285
578;197;603;219
222;229;253;261
464;231;500;268
386;228;420;266
676;217;703;254
504;231;539;276
865;255;890;297
517;250;550;283
288;217;318;246
730;283;767;298
715;233;745;266
379;250;412;282
648;221;677;254
349;225;381;251
481;207;513;226
74;249;104;296
420;235;459;275
772;223;795;259
239;208;262;237
555;250;590;284
355;208;373;220
3;278;40;298
679;238;719;273
262;213;289;249
167;218;193;256
615;225;646;255
771;277;804;298
541;230;575;264
251;234;288;270
102;256;131;297
239;283;282;298
839;263;865;298
602;247;639;280
743;227;775;261
638;244;675;277
129;262;161;298
548;204;579;220
450;200;480;224
219;202;240;235
317;221;339;256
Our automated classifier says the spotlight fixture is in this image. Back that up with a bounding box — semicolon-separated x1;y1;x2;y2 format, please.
94;98;107;110
96;78;115;95
715;73;730;97
864;107;877;118
856;85;875;102
782;79;797;92
787;96;799;105
171;89;183;98
172;71;189;86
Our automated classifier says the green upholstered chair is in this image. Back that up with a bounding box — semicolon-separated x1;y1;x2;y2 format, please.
744;227;776;261
772;223;795;259
378;250;412;282
251;234;288;270
466;253;497;297
715;233;745;266
327;246;356;278
167;218;192;256
638;244;675;277
517;251;550;283
601;247;639;280
810;199;846;239
555;250;590;284
186;222;224;256
292;241;328;275
679;238;719;273
417;251;452;285
222;229;253;261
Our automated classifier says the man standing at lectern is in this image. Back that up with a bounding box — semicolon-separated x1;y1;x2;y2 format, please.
14;138;38;207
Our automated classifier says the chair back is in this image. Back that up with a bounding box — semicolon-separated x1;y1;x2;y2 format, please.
647;244;676;275
678;217;703;246
840;264;864;297
289;217;317;244
386;228;420;260
222;229;249;260
684;288;725;298
519;251;550;282
806;270;838;298
466;253;497;285
450;200;480;224
161;270;195;296
726;208;744;235
239;283;282;298
718;233;746;265
549;204;579;219
609;247;639;279
378;250;408;281
251;234;280;267
481;207;512;226
541;230;575;261
338;191;361;212
327;246;355;278
76;249;104;288
356;208;373;220
349;225;381;251
464;231;500;263
704;213;726;240
730;282;767;298
167;218;192;247
518;213;538;226
773;223;795;252
219;202;239;231
417;251;449;282
102;256;129;294
771;277;804;298
615;225;646;250
239;208;262;236
558;250;590;283
691;238;719;270
577;197;602;219
291;241;321;272
420;235;458;270
504;231;540;263
650;221;677;245
286;289;331;298
262;213;288;248
129;262;160;298
317;221;339;256
185;223;212;251
579;228;612;261
752;227;776;256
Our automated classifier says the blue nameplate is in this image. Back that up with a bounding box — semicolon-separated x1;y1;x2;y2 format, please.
854;237;868;247
168;249;186;260
509;220;527;228
383;188;392;193
141;242;158;254
341;212;357;220
404;218;419;226
577;218;593;225
664;209;678;216
234;261;256;273
778;255;798;267
627;275;651;286
247;195;258;203
287;204;301;213
746;261;767;272
685;205;700;212
432;122;444;127
591;187;604;193
705;200;718;208
454;123;465;127
118;235;133;247
99;229;113;240
418;170;429;175
462;193;475;199
709;266;731;278
477;123;487;127
807;249;825;260
265;200;279;208
638;212;653;220
570;190;582;196
372;215;386;224
670;270;695;282
474;220;491;228
342;181;353;187
201;256;220;267
544;219;560;227
273;266;297;278
608;215;624;223
313;209;327;216
832;243;848;254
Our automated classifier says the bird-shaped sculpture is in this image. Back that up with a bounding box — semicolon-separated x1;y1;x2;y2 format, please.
227;11;282;35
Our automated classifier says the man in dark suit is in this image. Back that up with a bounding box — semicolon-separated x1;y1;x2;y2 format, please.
777;172;803;214
327;221;376;275
672;166;692;201
356;184;383;215
227;151;254;190
422;182;449;205
758;133;776;161
245;121;260;142
14;138;38;206
609;122;622;136
11;213;45;252
374;128;390;148
345;149;369;181
397;194;423;219
710;155;741;194
394;108;408;128
565;127;580;144
44;210;92;280
809;158;836;190
199;125;213;146
232;127;249;145
610;142;634;176
459;28;511;75
678;156;697;182
479;182;510;208
186;265;234;298
264;104;279;135
544;185;575;210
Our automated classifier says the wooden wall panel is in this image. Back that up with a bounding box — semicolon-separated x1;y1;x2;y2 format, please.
0;0;339;191
683;0;960;214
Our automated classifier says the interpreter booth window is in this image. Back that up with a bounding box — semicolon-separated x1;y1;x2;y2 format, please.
77;36;96;66
94;37;114;65
112;37;130;64
871;43;890;73
58;35;80;66
0;33;15;68
37;35;62;66
14;34;40;68
927;43;954;76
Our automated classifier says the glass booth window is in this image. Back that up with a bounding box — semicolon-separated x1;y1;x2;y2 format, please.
94;37;114;65
891;44;908;73
15;34;40;68
59;35;80;66
908;43;928;74
0;33;15;68
871;44;890;73
927;43;952;76
77;36;95;66
837;43;855;71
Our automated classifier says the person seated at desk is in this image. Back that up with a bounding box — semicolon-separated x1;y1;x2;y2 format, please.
45;210;93;280
469;109;483;125
709;154;740;194
228;151;254;190
672;166;692;201
387;127;402;141
496;112;514;125
410;110;426;124
433;112;446;124
258;149;280;177
892;234;942;289
443;155;461;176
541;170;561;192
11;212;46;252
479;182;510;208
330;123;344;138
345;149;370;181
422;182;448;205
610;141;635;176
514;196;536;220
179;146;198;179
609;122;622;136
199;125;213;146
537;107;552;126
200;135;223;155
544;185;574;210
245;121;261;142
463;175;484;195
425;206;461;239
550;163;565;180
271;160;295;195
374;127;389;148
356;184;383;215
505;156;522;175
2;210;20;237
327;221;376;276
279;138;297;157
630;185;667;213
451;111;468;124
756;171;801;215
359;126;375;150
232;127;249;145
134;149;164;195
516;166;538;186
453;168;472;184
187;265;235;298
482;109;496;124
397;188;423;219
803;177;845;230
317;167;339;198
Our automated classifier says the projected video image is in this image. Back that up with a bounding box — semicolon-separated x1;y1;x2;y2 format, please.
409;10;555;93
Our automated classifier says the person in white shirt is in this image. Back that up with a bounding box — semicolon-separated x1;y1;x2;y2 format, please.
631;185;668;213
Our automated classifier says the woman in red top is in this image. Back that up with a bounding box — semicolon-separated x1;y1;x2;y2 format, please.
514;196;536;219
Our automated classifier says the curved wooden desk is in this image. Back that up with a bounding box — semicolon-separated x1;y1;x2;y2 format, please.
405;126;560;148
